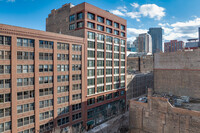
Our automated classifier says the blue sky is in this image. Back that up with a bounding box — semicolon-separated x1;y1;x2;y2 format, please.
1;0;200;42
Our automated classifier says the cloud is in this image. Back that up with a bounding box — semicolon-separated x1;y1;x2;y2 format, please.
139;4;165;20
109;10;125;16
110;3;165;21
159;18;200;42
127;28;148;42
130;3;139;8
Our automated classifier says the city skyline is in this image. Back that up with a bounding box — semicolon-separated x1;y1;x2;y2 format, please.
1;0;200;43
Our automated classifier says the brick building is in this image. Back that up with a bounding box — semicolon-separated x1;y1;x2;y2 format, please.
0;24;84;133
127;55;153;73
154;49;200;99
129;88;200;133
46;2;127;130
0;2;127;133
164;40;184;52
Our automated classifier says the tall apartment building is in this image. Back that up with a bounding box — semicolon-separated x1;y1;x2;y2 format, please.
148;27;163;54
0;24;84;133
46;2;127;131
137;33;152;54
164;40;184;52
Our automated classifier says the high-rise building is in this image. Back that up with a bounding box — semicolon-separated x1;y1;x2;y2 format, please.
46;2;127;131
164;40;184;52
137;33;152;54
185;38;199;50
0;24;84;133
148;27;163;54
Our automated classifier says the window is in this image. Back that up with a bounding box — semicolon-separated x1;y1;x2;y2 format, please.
106;44;112;50
17;90;34;100
39;76;53;84
97;34;104;41
97;78;104;84
69;24;75;30
114;61;119;66
57;42;69;50
114;38;120;44
57;116;69;126
106;93;112;100
114;91;119;97
17;38;34;47
97;16;104;23
57;75;69;82
39;88;53;96
106;36;113;43
97;86;104;93
114;68;119;74
88;41;95;48
0;121;11;132
57;64;69;72
106;77;112;83
97;69;104;76
17;78;34;87
97;42;104;49
72;74;81;81
72;44;82;51
39;111;53;120
106;52;112;59
87;88;95;95
39;40;53;49
0;36;11;46
17;51;34;60
121;32;125;37
106;84;112;91
97;60;104;67
57;54;69;60
114;53;119;59
39;99;53;108
87;60;95;67
114;30;119;35
88;50;95;58
106;69;112;74
77;21;84;28
114;22;119;28
87;78;95;86
87;22;95;29
72;84;81;90
57;96;69;104
106;19;112;26
121;25;125;30
97;95;104;103
97;25;104;31
0;107;11;118
97;51;104;58
87;32;95;39
40;122;53;133
72;103;81;111
77;12;83;20
17;103;34;113
72;64;81;71
121;47;125;52
114;46;119;51
87;69;95;76
57;106;69;116
72;93;81;101
69;14;75;22
72;55;81;61
17;115;34;127
87;12;95;20
106;27;112;33
0;65;11;74
72;112;81;121
57;86;69;93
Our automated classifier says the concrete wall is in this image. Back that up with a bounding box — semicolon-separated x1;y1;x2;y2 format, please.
129;96;200;133
154;49;200;99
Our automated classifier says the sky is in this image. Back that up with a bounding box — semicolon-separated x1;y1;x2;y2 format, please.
1;0;200;43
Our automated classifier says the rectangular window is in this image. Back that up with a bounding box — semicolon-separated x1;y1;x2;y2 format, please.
69;14;75;22
87;22;95;29
106;27;112;33
106;19;112;26
114;22;119;28
87;32;95;39
77;12;83;20
77;21;84;28
97;95;104;103
106;36;113;43
121;25;125;30
87;60;95;67
121;32;125;37
106;44;112;50
69;24;75;30
97;25;104;31
87;98;95;105
88;50;95;58
88;41;95;48
107;84;113;90
97;51;104;58
97;34;104;41
87;12;95;20
97;42;104;49
87;88;95;95
87;69;95;76
87;78;95;86
114;30;119;35
97;16;104;23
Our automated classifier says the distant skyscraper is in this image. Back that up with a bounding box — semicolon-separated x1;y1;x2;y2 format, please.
148;27;163;54
138;33;152;54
